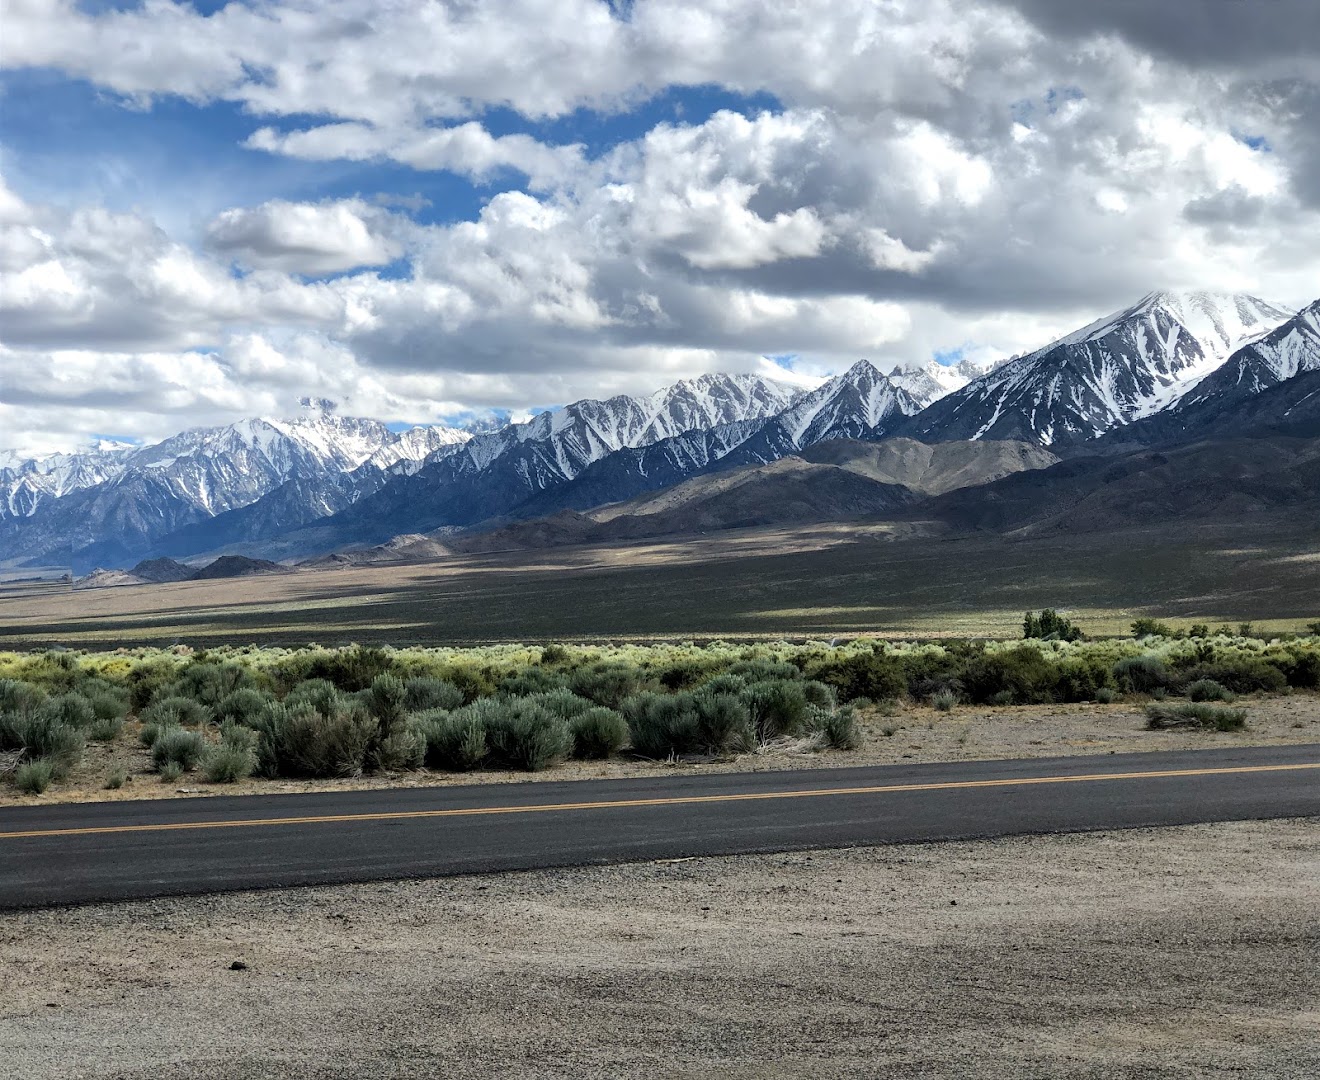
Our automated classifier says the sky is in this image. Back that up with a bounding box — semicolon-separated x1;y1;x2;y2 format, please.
2;0;1320;455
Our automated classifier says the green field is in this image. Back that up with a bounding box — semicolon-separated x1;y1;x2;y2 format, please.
1;519;1318;648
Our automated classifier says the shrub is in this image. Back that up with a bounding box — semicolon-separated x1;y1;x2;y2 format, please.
158;761;184;783
699;673;748;697
742;679;811;740
151;728;207;772
104;768;128;790
1272;649;1320;689
800;681;836;709
18;713;84;775
569;707;629;759
87;716;124;741
623;692;700;758
657;658;711;690
1023;609;1083;641
1189;623;1210;638
728;659;802;683
989;689;1015;706
1113;655;1168;694
219;721;259;753
815;707;861;750
1179;658;1286;695
252;700;376;779
1094;687;1120;704
169;661;256;706
931;689;957;712
127;659;177;711
402;677;464;712
418;709;488;771
366;673;409;732
811;649;907;703
961;646;1057;705
202;744;257;783
88;689;130;722
214;688;273;727
371;726;425;771
140;695;211;728
442;666;497;703
483;700;572;771
139;721;177;748
1131;618;1174;639
499;668;569;696
284;679;344;715
1146;703;1247;732
45;692;95;729
0;679;47;726
570;663;650;708
14;759;55;794
304;645;394;692
0;712;24;753
1186;679;1235;703
540;643;570;666
526;688;596;721
693;692;754;754
1055;657;1114;703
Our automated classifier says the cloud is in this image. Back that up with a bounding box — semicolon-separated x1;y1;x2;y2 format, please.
998;1;1320;68
245;122;586;192
204;199;403;274
3;1;1320;453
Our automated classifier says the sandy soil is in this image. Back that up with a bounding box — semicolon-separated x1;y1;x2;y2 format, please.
3;692;1318;808
1;817;1316;1078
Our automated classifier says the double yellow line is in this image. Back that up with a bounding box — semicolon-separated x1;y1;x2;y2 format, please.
2;762;1316;841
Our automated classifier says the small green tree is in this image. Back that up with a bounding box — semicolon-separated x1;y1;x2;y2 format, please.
1023;609;1083;642
1131;617;1173;639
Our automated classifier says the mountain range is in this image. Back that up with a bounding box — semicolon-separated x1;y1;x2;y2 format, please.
5;289;1318;575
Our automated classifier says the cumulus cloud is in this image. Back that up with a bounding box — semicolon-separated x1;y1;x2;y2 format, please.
246;123;586;192
204;199;403;274
3;1;1320;452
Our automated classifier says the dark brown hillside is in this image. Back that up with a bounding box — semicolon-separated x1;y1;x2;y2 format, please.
928;436;1320;536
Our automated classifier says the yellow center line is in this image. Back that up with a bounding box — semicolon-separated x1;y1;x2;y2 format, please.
1;761;1316;841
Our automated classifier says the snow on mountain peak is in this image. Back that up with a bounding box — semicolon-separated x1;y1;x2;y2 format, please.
1059;289;1292;363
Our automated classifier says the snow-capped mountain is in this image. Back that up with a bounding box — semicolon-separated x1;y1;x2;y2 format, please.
365;424;471;475
903;291;1293;445
269;373;803;555
885;356;1006;408
460;372;801;472
1;373;800;568
0;407;470;569
718;360;922;466
0;442;134;520
7;290;1315;571
1173;299;1320;414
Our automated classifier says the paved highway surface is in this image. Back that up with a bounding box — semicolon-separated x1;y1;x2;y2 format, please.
1;745;1317;909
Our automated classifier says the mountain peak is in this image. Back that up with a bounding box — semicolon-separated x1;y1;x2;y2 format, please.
1059;289;1293;363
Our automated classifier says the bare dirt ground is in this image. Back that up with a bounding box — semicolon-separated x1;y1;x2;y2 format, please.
1;817;1316;1078
4;692;1318;808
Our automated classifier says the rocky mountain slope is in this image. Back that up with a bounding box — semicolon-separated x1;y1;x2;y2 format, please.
446;436;1056;555
0;408;470;570
7;289;1319;572
902;291;1293;445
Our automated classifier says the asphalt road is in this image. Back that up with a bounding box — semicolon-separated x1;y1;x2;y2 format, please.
1;744;1317;910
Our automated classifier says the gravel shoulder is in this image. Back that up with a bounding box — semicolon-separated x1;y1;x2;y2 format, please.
2;818;1317;1078
3;692;1318;807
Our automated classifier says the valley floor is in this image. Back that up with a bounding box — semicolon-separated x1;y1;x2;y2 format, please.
2;817;1316;1078
4;693;1318;808
3;517;1320;648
